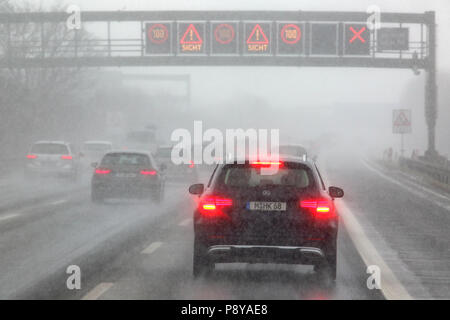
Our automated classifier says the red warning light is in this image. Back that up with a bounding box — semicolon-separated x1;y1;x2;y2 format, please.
214;24;235;45
180;24;203;44
280;24;301;44
148;23;169;44
247;24;269;44
349;26;366;43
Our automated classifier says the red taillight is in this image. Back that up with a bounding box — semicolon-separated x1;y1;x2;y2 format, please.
27;154;38;159
199;196;233;217
95;168;111;175
141;170;157;175
251;161;283;168
300;199;335;219
189;160;194;168
61;155;72;160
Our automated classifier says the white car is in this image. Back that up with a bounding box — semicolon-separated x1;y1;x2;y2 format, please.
25;141;79;181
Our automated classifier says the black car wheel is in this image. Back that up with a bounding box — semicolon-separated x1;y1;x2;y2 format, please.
193;238;214;278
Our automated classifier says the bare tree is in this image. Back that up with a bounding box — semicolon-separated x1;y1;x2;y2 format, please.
0;1;98;154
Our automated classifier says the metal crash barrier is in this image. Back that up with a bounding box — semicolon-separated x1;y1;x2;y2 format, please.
399;157;450;186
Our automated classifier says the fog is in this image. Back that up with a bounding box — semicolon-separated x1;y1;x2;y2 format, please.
0;0;449;301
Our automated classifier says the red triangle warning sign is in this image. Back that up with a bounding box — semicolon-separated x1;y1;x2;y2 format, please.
180;24;203;44
247;24;269;44
394;112;410;126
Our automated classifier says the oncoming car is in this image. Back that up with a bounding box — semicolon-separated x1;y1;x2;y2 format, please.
189;157;344;279
91;151;164;203
25;141;79;181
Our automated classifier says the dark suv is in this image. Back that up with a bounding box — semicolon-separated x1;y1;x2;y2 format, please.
189;157;344;280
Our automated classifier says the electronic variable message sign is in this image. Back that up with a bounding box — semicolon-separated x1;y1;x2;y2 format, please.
178;22;206;54
142;18;417;59
378;28;409;51
310;23;338;55
145;22;172;55
244;22;271;55
211;22;239;55
277;22;303;55
344;23;370;55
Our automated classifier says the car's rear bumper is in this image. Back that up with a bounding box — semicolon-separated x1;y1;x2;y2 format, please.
206;244;326;264
92;182;160;198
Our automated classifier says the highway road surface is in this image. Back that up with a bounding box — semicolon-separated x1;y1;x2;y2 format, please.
0;151;448;300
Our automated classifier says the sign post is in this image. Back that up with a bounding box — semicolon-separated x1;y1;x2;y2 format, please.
392;109;412;157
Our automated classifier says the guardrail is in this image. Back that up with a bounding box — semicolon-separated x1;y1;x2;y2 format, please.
399;157;450;186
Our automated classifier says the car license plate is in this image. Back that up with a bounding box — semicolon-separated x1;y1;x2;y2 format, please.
247;202;287;211
116;173;136;178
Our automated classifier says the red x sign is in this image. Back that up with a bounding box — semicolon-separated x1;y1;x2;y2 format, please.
349;26;366;43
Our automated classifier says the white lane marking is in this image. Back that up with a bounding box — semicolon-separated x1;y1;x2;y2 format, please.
0;213;20;222
362;160;450;212
141;241;163;255
50;199;68;206
178;218;191;227
337;201;413;300
396;171;450;202
320;160;413;300
366;158;450;202
81;282;114;300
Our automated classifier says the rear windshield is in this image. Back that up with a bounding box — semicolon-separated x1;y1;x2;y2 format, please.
101;153;150;166
31;143;69;155
217;164;313;189
84;143;112;152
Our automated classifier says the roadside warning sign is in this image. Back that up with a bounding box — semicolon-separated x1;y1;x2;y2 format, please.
178;23;205;54
245;22;271;54
393;109;412;134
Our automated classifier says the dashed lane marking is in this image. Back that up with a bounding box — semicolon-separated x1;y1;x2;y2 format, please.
141;241;163;255
178;218;191;227
81;282;114;300
49;199;68;206
0;213;20;222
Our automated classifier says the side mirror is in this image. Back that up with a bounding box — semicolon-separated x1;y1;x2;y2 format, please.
189;183;204;195
160;163;167;171
91;162;98;168
329;186;344;198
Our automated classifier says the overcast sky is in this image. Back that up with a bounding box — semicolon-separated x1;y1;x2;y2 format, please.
26;0;450;154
